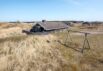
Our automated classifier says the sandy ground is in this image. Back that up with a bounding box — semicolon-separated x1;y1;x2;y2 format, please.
71;31;103;36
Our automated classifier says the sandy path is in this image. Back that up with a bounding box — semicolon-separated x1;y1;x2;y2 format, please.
71;31;103;35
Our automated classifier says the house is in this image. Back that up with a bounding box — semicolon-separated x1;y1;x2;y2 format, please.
82;22;102;27
30;20;69;32
82;22;91;26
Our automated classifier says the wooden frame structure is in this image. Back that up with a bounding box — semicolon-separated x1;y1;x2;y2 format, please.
64;30;90;53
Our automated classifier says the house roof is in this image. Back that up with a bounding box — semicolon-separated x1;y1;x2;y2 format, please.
35;21;69;31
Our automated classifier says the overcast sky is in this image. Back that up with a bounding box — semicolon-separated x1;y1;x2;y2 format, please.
0;0;103;21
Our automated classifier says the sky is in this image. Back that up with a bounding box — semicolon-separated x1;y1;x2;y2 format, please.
0;0;103;21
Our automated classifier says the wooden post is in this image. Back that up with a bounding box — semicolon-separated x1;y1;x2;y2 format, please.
64;30;73;44
81;33;90;53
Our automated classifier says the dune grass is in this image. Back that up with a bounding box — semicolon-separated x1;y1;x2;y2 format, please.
53;31;103;71
0;35;28;43
0;23;103;71
0;34;70;71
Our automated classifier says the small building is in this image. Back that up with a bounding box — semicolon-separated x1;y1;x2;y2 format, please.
30;20;69;32
82;22;102;27
82;22;91;26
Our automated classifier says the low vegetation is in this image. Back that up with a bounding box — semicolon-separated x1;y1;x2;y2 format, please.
54;32;103;71
0;23;103;71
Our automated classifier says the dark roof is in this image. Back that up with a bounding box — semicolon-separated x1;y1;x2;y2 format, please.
82;22;90;24
36;21;68;31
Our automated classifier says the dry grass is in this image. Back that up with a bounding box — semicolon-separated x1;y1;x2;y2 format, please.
53;30;103;71
0;23;103;71
0;23;69;71
0;22;32;29
0;34;70;71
